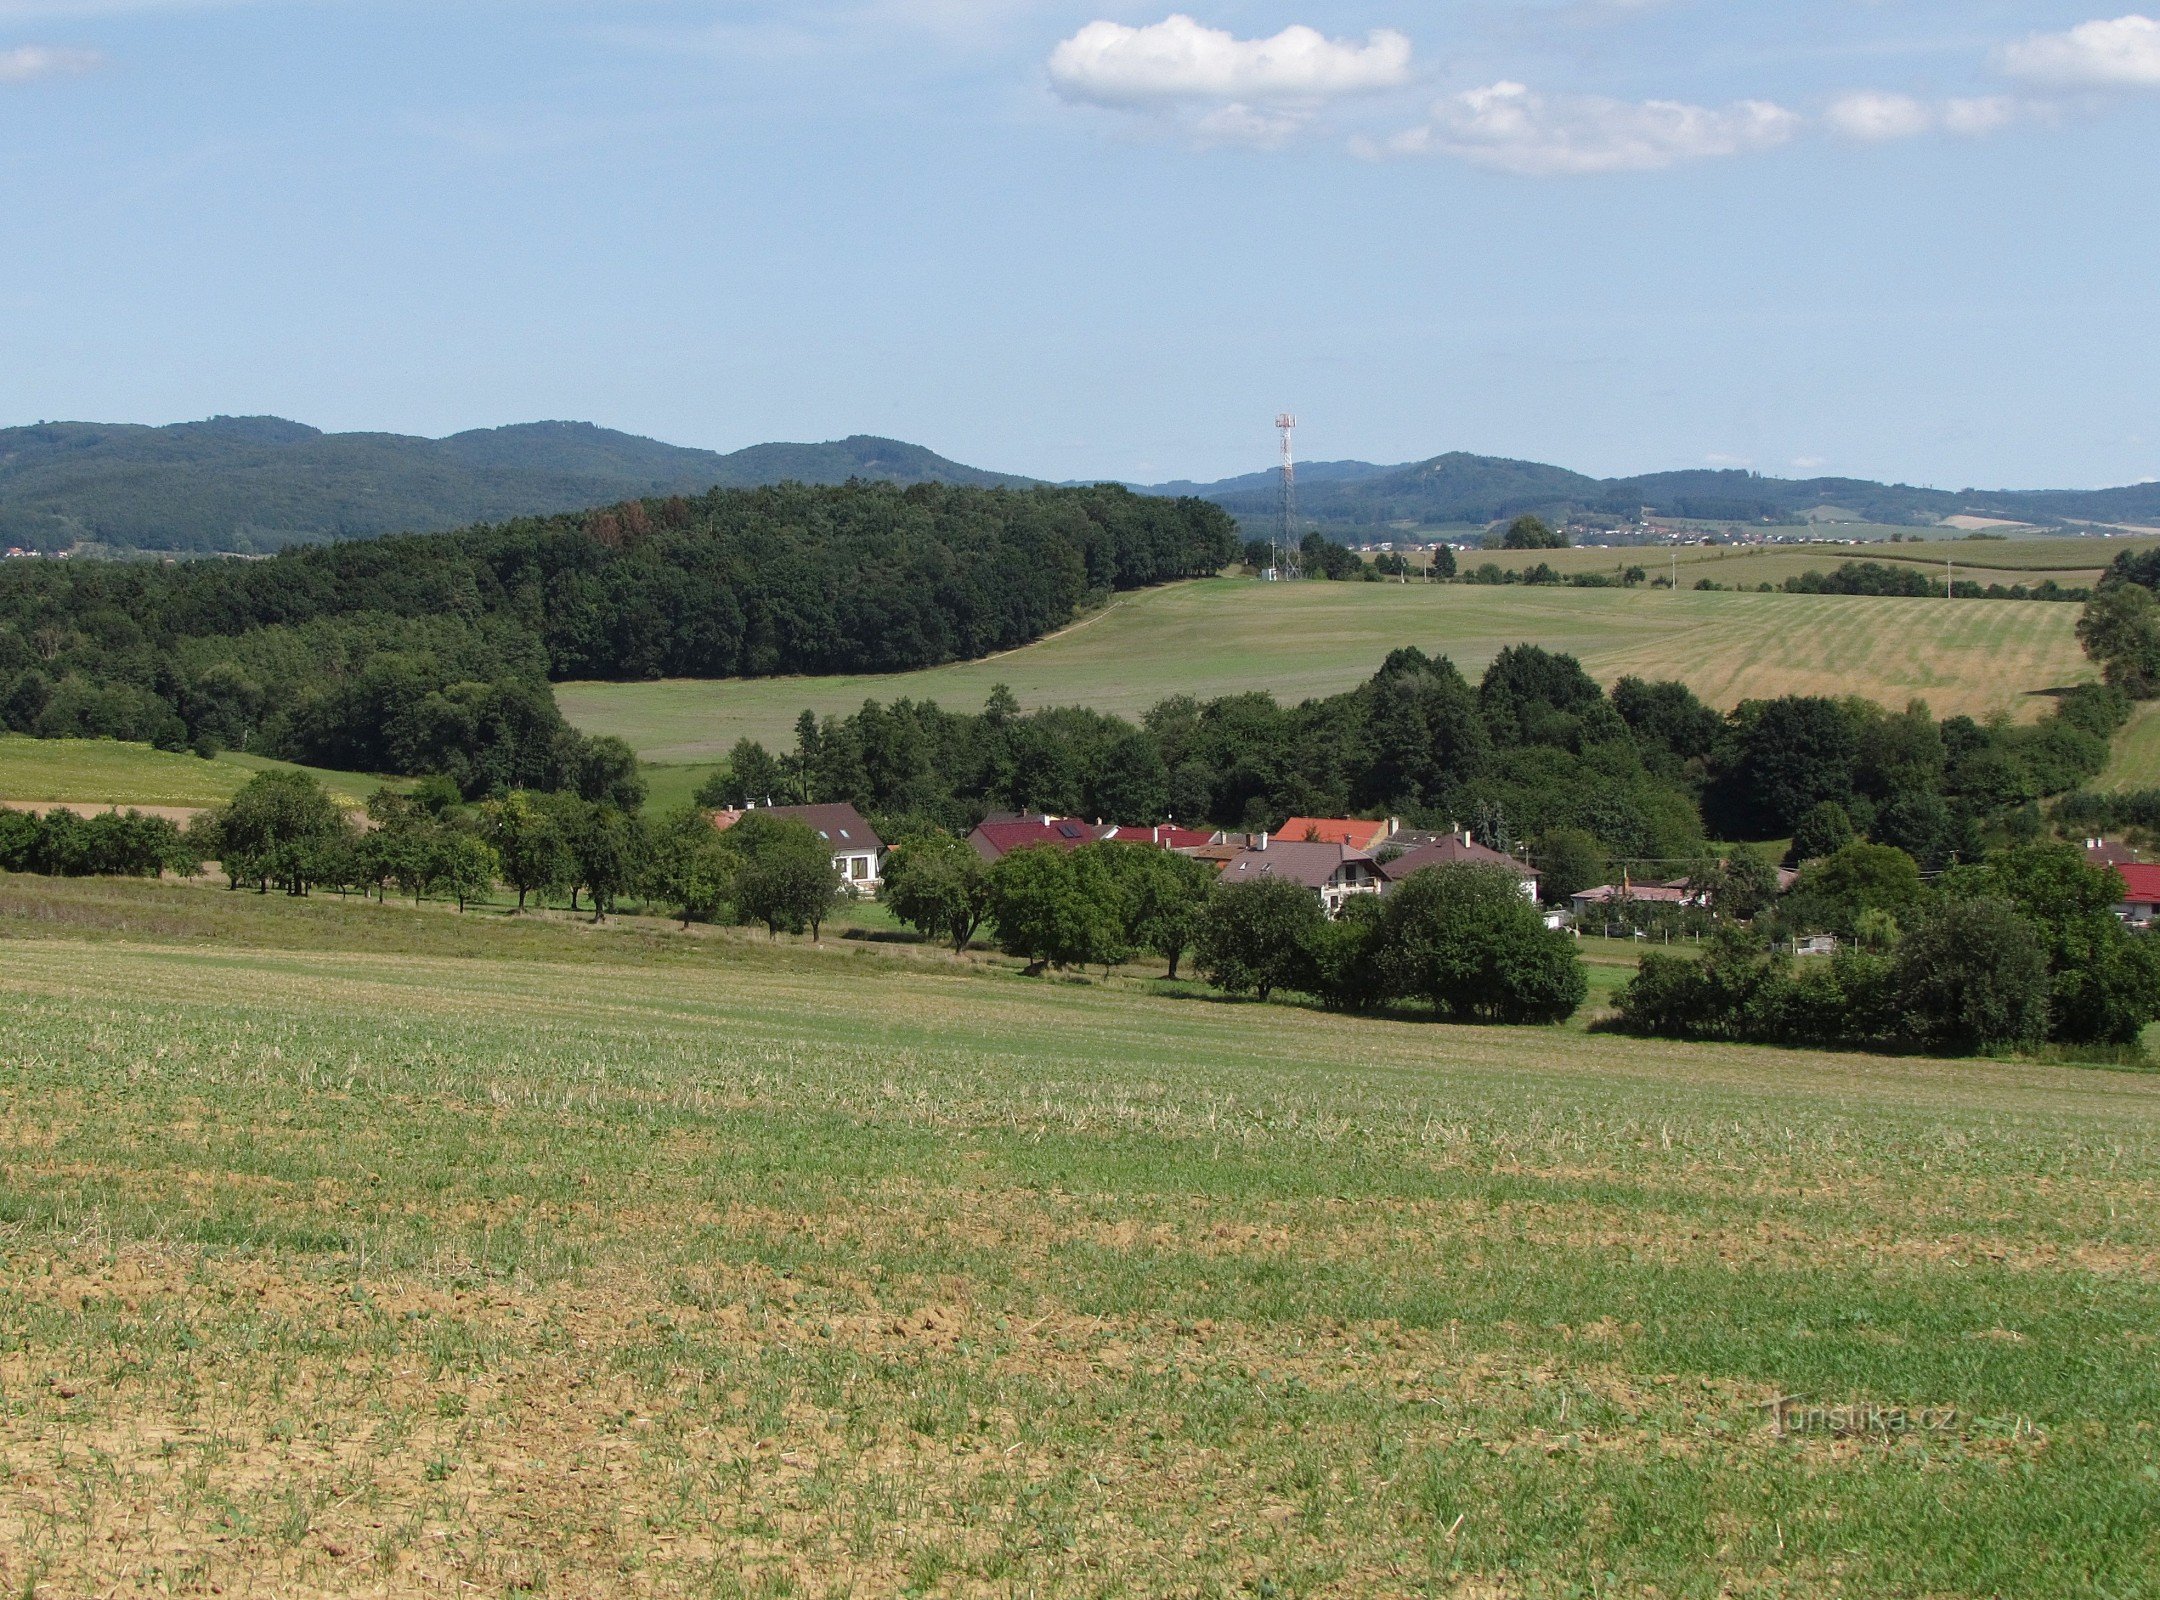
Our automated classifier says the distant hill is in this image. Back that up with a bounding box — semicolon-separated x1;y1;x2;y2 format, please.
1145;452;2160;534
0;417;1036;554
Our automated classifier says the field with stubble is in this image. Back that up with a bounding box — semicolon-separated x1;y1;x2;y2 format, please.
2;876;2157;1598
562;579;2096;772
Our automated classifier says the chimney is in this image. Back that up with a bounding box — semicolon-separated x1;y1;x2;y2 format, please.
1387;818;1400;840
1259;831;1270;851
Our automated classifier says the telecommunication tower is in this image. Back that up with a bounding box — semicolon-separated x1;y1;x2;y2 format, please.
1275;413;1301;581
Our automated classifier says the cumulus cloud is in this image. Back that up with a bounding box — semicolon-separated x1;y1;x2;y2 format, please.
1048;14;1411;108
2001;13;2160;88
1377;82;1799;176
0;43;99;82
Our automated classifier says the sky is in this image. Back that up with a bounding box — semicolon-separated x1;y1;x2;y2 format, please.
1;3;2156;490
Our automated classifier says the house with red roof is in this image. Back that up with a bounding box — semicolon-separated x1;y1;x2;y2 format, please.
967;816;1107;861
2112;862;2160;928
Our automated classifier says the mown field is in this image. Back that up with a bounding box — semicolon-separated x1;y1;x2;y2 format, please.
563;579;2096;765
0;735;391;812
2;876;2156;1597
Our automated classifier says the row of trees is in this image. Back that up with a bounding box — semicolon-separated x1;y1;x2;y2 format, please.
0;481;1238;785
0;807;194;879
885;836;1587;1024
1614;843;2160;1053
705;647;2121;877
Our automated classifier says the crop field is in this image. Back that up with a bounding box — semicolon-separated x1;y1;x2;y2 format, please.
0;875;2155;1597
0;736;390;813
561;579;2095;764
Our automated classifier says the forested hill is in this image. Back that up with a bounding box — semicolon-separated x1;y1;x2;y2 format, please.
0;480;1237;795
0;417;1035;555
1147;452;2160;532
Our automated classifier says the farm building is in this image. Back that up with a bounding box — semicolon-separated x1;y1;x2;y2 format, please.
1218;838;1384;916
713;803;886;891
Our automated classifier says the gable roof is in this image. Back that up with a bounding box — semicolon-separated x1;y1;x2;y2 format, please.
968;818;1106;860
1379;835;1538;882
715;803;884;854
1219;841;1374;891
2115;863;2160;904
1279;817;1393;851
1101;823;1217;851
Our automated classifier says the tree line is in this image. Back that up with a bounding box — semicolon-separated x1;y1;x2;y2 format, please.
704;646;2123;873
0;481;1238;791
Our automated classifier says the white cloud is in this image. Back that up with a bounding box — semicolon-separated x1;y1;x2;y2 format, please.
1049;14;1411;108
1824;91;1934;142
1824;91;2027;141
2001;14;2160;88
1386;81;1799;176
0;43;99;82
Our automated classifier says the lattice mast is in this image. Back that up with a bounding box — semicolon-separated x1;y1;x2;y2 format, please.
1276;413;1300;580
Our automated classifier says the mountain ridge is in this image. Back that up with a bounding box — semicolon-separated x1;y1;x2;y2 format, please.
0;418;1036;554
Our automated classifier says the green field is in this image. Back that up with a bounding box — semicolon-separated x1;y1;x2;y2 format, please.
2094;702;2160;792
0;736;393;812
1;875;2155;1597
561;579;2096;764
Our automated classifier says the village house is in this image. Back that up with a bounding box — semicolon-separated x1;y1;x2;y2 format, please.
2112;862;2160;929
1217;837;1384;916
713;803;886;892
1277;816;1397;852
967;815;1222;862
1377;830;1541;903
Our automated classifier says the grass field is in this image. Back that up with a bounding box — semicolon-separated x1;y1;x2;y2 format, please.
0;736;393;812
2094;702;2160;793
1;875;2155;1597
562;579;2096;764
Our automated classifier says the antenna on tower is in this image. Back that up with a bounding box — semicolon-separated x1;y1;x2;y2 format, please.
1275;413;1300;581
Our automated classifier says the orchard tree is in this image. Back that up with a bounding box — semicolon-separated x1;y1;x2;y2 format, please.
2077;582;2160;698
1195;877;1325;1001
730;813;842;939
1376;866;1586;1026
646;806;739;927
1894;898;2050;1054
883;832;993;953
985;845;1125;974
482;791;573;912
210;771;350;895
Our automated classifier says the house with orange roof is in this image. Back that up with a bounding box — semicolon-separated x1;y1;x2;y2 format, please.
1277;817;1397;852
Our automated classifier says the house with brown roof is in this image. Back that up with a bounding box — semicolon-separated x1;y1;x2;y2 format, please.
713;803;887;891
1217;837;1384;916
1377;830;1541;902
967;816;1107;861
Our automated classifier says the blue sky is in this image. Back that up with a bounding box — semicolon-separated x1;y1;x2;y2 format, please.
1;3;2156;489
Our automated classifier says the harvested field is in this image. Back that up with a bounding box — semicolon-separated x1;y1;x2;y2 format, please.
1;876;2156;1597
561;579;2096;763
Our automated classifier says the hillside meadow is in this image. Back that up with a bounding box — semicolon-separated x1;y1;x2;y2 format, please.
1;876;2156;1598
0;735;391;813
562;578;2096;765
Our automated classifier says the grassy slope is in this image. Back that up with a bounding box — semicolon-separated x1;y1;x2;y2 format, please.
2095;702;2160;792
562;579;2094;763
0;736;395;810
0;876;2154;1597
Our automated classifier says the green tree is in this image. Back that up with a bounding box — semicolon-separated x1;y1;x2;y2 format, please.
1088;843;1216;978
646;805;738;927
209;771;350;895
481;791;573;911
1375;866;1587;1026
882;831;992;953
1487;514;1567;551
696;739;789;809
1787;842;1923;935
1894;898;2050;1054
1789;800;1855;864
730;813;842;940
435;829;499;912
986;845;1126;973
2077;583;2160;698
1533;827;1605;907
569;804;648;923
1195;877;1325;1001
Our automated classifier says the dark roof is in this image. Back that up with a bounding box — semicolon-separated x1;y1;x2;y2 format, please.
1379;836;1538;882
755;803;885;853
1218;841;1374;891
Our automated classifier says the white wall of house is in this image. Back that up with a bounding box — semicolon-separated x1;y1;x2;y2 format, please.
836;851;881;890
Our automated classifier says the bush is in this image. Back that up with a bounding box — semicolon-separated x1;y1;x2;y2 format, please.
1196;877;1326;1001
1375;866;1586;1025
1894;899;2050;1054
